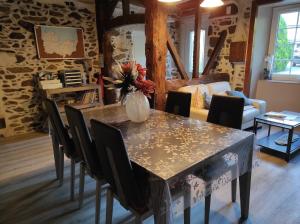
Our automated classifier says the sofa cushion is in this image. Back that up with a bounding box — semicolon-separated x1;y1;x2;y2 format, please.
190;108;209;121
226;90;252;106
178;85;203;109
206;82;232;95
242;108;260;123
203;92;212;109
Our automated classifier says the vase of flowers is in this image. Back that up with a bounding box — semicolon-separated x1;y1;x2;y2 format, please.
104;62;155;122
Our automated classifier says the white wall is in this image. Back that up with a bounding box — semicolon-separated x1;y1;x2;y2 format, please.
256;80;300;112
132;29;146;67
250;5;273;98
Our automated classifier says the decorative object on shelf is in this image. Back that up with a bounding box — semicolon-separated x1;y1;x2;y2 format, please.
229;42;246;63
34;25;85;59
264;55;274;80
59;70;82;87
37;71;62;90
275;133;300;146
104;62;155;122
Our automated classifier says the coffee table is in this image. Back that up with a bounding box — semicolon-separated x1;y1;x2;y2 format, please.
254;111;300;162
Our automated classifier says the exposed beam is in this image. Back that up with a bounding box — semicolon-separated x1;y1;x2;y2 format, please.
107;0;119;19
106;14;145;29
145;1;168;111
243;1;257;96
202;30;227;76
103;32;117;104
122;0;130;16
167;34;189;80
192;0;201;78
95;0;106;53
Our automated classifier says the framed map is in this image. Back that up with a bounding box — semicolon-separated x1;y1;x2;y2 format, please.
35;25;85;59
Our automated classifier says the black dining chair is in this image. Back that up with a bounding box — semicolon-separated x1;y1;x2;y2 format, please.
91;119;191;224
200;95;244;224
44;99;82;201
165;91;192;117
65;105;106;224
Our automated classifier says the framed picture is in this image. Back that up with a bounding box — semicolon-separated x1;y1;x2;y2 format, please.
34;25;85;60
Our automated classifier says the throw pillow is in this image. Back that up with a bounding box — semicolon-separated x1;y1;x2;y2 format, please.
193;88;204;109
203;92;213;109
226;90;252;106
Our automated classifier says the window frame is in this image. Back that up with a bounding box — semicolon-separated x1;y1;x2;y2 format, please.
268;4;300;81
188;30;207;74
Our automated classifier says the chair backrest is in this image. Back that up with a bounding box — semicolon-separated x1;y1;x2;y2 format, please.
165;91;192;117
207;95;244;129
91;119;146;209
65;105;100;175
43;99;74;157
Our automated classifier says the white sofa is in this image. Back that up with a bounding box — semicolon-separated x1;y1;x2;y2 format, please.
178;81;267;129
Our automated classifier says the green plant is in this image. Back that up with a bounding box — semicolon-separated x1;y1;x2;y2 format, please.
274;17;293;72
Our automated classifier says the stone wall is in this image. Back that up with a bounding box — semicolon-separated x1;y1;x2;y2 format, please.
167;19;180;79
0;0;100;137
109;27;134;71
207;0;251;90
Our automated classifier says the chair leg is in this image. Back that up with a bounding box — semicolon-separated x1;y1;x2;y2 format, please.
106;188;113;224
95;180;102;224
79;163;85;208
183;188;191;224
59;149;64;186
231;179;237;203
205;194;211;224
70;159;76;201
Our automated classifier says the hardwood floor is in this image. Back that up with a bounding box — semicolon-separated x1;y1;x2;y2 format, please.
0;128;300;224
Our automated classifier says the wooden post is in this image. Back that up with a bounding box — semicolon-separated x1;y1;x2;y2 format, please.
122;0;130;16
103;32;117;104
95;0;106;53
243;1;257;96
192;0;201;78
145;1;168;110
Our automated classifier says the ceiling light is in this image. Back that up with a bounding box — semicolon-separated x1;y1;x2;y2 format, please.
200;0;224;8
158;0;183;3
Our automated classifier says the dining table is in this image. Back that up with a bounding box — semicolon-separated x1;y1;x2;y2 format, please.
52;104;255;223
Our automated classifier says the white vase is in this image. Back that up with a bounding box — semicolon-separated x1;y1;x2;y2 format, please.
125;91;150;123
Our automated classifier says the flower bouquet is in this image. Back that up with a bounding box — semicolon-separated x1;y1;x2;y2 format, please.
104;61;155;102
104;62;155;122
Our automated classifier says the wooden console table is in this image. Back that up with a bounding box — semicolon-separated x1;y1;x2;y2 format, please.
43;84;103;111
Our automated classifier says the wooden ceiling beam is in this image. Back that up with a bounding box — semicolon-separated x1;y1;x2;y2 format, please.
106;13;145;29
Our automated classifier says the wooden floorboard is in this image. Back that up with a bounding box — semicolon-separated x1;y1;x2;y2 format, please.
0;127;300;224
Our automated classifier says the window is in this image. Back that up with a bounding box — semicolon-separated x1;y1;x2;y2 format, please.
188;30;206;74
269;4;300;81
